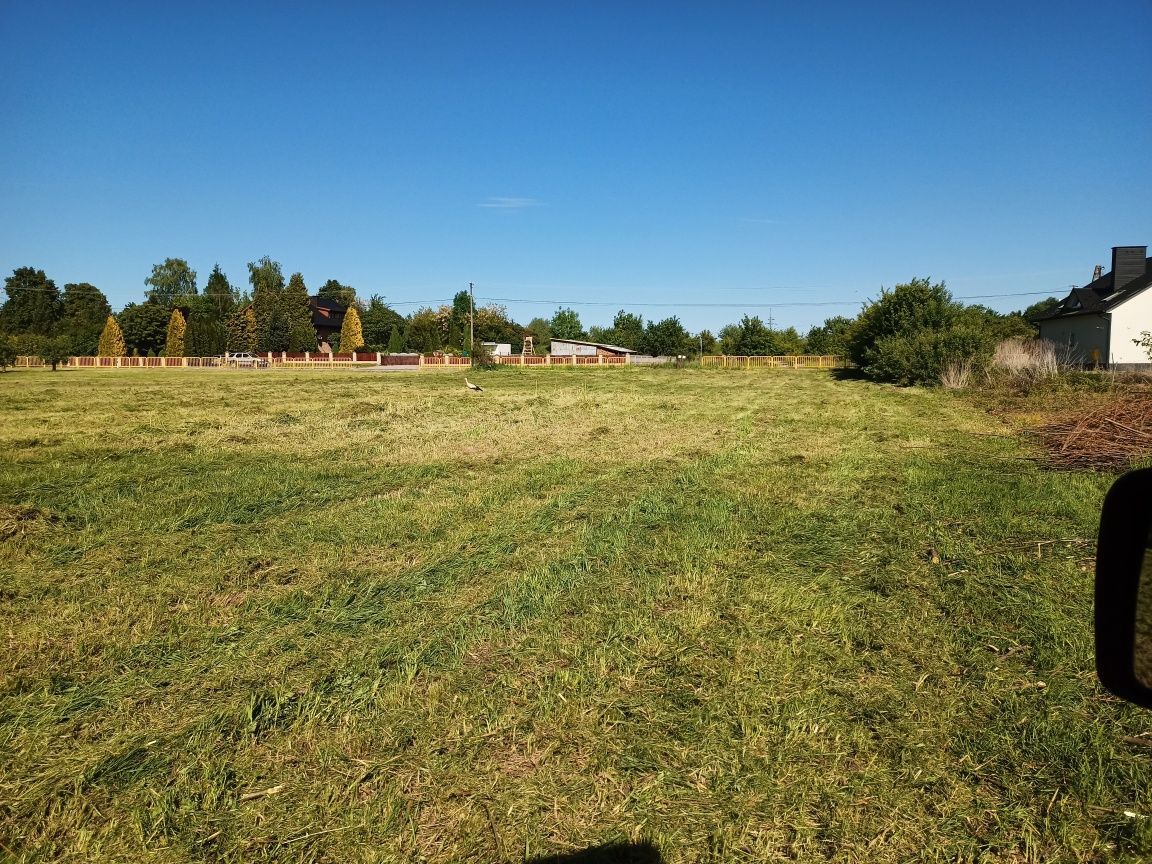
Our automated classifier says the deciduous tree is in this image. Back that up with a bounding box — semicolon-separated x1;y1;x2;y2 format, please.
97;315;126;357
642;316;691;357
361;295;405;348
317;279;357;307
549;307;583;340
805;316;853;356
1;267;60;337
35;335;72;370
0;337;16;371
60;283;111;355
405;308;443;353
145;258;197;307
118;303;171;356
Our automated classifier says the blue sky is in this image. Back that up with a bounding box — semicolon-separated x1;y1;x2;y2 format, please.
2;1;1150;333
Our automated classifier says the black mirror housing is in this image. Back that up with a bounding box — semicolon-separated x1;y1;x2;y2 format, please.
1096;467;1152;709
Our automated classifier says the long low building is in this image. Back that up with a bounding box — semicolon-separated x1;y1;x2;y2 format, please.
548;338;637;358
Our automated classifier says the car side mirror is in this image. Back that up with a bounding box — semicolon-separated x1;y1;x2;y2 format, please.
1096;467;1152;708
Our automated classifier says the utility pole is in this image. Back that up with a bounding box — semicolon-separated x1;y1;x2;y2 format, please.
468;282;475;356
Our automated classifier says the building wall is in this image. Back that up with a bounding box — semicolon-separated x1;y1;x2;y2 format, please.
550;340;598;356
1037;315;1110;366
1110;289;1152;365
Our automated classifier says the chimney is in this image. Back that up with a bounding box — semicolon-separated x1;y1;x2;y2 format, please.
1111;246;1148;292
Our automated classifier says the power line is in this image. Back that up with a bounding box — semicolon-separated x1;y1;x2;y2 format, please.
472;290;1060;309
0;284;1064;309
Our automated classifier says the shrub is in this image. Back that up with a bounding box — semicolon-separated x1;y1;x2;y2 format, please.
847;279;994;385
470;340;496;369
1136;331;1152;361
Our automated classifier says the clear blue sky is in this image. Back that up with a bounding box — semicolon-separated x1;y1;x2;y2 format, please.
2;1;1150;333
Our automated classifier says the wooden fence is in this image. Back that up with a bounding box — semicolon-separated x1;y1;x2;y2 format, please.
700;355;843;369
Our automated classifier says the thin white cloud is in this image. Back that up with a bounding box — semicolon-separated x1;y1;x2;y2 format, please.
478;197;544;209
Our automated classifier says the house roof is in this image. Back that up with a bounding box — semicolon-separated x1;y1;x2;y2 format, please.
549;337;638;354
309;296;347;329
1036;255;1152;321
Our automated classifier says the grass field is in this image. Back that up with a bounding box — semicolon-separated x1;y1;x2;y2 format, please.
1;367;1150;863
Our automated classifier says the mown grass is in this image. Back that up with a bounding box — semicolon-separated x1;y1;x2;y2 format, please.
1;367;1149;863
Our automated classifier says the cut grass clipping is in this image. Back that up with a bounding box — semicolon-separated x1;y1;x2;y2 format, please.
1;368;1150;863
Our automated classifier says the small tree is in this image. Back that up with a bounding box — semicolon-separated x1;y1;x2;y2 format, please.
340;306;365;353
97;315;126;357
36;335;72;371
387;324;406;353
0;337;16;371
165;309;187;357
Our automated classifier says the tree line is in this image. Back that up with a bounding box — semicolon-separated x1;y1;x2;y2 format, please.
0;259;1058;383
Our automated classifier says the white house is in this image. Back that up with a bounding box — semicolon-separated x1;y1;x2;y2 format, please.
1036;245;1152;369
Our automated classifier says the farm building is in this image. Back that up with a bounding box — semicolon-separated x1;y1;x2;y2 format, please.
1036;245;1151;369
549;338;637;358
480;342;513;356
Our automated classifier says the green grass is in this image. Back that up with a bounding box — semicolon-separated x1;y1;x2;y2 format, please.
1;367;1149;863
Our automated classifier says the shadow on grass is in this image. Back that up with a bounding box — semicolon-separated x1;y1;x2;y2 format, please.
525;841;663;864
830;367;867;381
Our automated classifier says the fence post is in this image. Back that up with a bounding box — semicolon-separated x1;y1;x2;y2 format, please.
376;352;381;365
419;354;425;367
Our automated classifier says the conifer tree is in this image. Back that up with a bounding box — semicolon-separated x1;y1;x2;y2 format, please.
340;306;365;353
165;309;187;357
284;272;317;352
97;315;126;357
387;324;406;353
249;257;287;351
226;306;258;353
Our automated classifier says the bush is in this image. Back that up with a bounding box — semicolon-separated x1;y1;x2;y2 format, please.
847;279;994;385
470;340;496;369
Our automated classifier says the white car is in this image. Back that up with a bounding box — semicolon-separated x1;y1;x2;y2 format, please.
225;352;267;368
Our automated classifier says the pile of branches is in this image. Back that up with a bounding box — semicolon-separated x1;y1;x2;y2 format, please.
1029;396;1152;470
